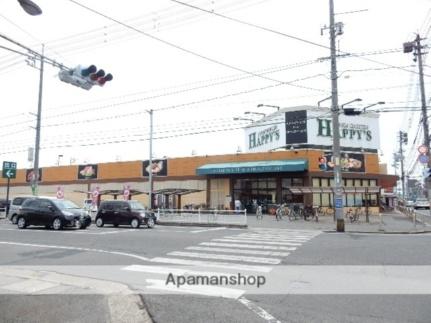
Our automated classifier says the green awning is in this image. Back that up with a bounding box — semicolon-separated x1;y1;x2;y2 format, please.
196;159;308;175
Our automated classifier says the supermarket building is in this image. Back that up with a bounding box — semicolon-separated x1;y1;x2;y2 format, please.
0;106;397;213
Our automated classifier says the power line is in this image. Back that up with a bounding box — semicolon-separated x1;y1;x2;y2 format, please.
168;0;430;77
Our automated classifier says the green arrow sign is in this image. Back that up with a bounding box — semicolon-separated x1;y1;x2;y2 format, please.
2;161;17;179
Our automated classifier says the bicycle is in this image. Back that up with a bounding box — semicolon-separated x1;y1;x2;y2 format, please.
275;204;286;221
288;204;301;221
256;205;263;220
349;207;362;223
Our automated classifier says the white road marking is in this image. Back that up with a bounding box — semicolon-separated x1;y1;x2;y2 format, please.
212;239;302;246
0;241;149;261
186;246;290;257
146;278;244;299
150;257;272;272
199;242;296;251
190;227;227;233
228;236;309;243
167;251;281;264
238;297;281;323
122;265;236;277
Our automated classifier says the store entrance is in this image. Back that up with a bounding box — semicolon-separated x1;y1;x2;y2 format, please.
233;178;276;214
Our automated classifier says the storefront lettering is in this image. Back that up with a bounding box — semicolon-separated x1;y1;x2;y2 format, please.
317;119;372;141
249;126;280;149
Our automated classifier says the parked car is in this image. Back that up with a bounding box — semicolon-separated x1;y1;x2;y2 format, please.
16;197;91;230
414;197;430;210
405;200;415;208
95;200;156;228
0;199;10;213
7;196;34;224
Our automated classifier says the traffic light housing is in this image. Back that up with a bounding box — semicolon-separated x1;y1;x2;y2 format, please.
58;65;113;90
402;132;408;144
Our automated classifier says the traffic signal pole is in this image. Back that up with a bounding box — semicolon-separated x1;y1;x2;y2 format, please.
398;131;406;201
329;0;344;232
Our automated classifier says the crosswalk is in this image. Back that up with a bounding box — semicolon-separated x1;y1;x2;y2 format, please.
121;228;320;299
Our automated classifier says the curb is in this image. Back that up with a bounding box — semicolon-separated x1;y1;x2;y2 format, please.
0;268;153;323
323;229;431;234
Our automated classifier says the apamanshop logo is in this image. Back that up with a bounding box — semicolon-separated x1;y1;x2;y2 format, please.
166;273;266;288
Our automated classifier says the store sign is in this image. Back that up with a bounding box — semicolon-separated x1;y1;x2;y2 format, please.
245;123;285;152
244;108;380;152
318;152;365;173
285;110;307;144
143;159;167;177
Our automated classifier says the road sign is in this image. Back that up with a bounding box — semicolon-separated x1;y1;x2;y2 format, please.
418;145;428;154
419;154;429;164
335;197;343;209
2;161;17;179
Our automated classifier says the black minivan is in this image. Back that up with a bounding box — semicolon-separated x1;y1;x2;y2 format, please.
16;197;91;230
95;200;156;228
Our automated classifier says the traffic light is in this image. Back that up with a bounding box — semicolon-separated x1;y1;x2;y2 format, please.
58;65;113;90
401;132;408;144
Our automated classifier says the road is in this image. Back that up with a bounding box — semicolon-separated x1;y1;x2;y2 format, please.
0;218;430;323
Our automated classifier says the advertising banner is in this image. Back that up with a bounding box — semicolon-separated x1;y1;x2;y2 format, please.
143;159;167;177
285;110;308;144
318;152;365;172
26;168;42;182
78;164;98;179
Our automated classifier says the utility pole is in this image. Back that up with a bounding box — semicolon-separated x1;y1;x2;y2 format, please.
398;131;407;201
148;109;153;209
328;0;344;232
31;44;44;195
404;35;429;197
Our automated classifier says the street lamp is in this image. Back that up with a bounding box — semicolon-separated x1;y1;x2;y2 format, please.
257;104;280;111
244;111;266;117
317;96;332;107
340;98;362;109
362;101;385;112
17;0;42;15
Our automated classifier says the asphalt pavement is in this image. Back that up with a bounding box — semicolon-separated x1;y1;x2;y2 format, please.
0;213;431;323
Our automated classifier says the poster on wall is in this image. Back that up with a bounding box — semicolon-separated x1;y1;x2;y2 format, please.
26;168;42;182
78;164;98;179
318;152;365;172
143;159;167;177
285;110;308;144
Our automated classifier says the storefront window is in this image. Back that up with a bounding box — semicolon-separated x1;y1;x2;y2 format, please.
233;178;276;214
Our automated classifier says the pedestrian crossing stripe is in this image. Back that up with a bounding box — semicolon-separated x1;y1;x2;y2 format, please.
168;251;281;264
186;246;290;257
211;238;302;246
199;242;296;251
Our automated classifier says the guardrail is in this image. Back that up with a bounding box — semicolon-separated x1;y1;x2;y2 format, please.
156;208;247;227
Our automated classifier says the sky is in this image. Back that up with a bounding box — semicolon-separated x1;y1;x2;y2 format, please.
0;0;430;176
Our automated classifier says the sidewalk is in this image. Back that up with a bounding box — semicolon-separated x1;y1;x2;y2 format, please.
0;267;153;323
247;210;431;234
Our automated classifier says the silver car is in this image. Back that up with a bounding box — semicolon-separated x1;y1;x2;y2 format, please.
7;196;34;224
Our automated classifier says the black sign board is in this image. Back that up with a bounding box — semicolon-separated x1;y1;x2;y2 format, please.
285;110;307;144
26;168;42;182
318;152;365;173
78;164;98;179
143;159;167;177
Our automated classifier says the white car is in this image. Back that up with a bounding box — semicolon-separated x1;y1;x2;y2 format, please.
414;198;430;210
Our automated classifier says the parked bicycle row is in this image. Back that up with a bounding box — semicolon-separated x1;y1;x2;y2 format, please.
256;203;371;223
